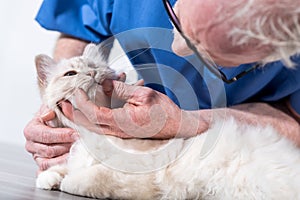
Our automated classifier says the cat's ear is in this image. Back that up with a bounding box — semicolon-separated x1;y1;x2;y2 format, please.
82;43;110;62
82;43;99;58
35;54;56;90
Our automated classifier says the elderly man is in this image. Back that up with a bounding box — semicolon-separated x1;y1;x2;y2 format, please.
24;0;300;173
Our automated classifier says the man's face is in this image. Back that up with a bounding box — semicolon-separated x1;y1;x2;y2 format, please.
171;0;274;66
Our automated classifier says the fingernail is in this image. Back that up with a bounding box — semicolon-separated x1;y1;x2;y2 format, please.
41;111;56;121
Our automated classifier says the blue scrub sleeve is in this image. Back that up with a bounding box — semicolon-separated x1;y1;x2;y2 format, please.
290;89;300;116
35;0;113;42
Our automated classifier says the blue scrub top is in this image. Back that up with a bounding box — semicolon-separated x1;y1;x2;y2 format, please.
36;0;300;114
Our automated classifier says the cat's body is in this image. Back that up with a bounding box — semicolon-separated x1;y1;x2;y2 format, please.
35;44;300;199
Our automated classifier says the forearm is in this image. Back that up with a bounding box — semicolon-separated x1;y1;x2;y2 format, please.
185;103;300;146
53;34;89;61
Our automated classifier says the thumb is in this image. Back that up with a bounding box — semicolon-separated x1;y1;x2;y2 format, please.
41;111;56;122
112;80;142;103
40;105;56;122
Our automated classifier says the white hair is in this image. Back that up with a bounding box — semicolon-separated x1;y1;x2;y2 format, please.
218;0;300;67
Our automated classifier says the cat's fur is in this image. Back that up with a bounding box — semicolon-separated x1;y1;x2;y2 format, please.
35;44;300;199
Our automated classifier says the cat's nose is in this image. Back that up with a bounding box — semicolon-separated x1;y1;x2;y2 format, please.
87;71;95;78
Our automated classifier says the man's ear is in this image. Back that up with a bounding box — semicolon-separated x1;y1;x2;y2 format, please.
171;1;193;56
172;29;193;56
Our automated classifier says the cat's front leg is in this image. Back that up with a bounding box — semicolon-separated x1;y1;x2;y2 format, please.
36;165;68;190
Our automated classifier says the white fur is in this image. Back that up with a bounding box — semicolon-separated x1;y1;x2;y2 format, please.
35;44;300;199
159;118;300;199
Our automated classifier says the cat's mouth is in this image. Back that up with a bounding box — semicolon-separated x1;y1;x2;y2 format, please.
88;77;114;96
99;79;114;96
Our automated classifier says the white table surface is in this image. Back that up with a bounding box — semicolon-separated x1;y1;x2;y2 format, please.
0;142;94;200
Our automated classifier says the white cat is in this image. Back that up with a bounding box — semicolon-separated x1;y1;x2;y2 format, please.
35;43;300;199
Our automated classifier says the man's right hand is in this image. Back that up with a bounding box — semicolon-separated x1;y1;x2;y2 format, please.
24;105;78;174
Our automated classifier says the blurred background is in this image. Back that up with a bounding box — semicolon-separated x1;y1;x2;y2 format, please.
0;0;136;146
0;0;58;146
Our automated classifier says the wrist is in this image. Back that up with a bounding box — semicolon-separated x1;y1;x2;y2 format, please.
178;110;211;138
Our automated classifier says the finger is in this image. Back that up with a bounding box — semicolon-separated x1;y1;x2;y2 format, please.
134;79;144;86
111;80;141;102
66;105;116;136
101;73;126;96
60;101;74;121
112;80;156;105
117;72;126;82
35;153;69;171
61;100;91;125
94;124;133;139
71;105;136;138
39;104;55;120
102;79;114;96
72;108;100;128
41;110;56;122
26;141;72;158
24;119;78;144
73;89;114;124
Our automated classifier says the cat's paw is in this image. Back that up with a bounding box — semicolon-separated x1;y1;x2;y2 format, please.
60;175;79;194
36;170;63;190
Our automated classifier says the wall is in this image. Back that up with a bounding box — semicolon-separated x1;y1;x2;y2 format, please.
0;0;58;146
0;0;136;146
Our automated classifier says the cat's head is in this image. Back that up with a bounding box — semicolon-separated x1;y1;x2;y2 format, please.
35;43;117;110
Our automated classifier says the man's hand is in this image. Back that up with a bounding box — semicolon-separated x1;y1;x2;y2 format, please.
61;81;209;139
24;105;78;173
59;80;300;146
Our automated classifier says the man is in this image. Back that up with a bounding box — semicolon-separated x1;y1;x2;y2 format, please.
24;0;300;173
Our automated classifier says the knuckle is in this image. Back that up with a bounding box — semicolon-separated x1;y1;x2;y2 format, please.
142;87;156;97
23;123;32;140
138;88;157;103
24;117;43;140
25;142;33;153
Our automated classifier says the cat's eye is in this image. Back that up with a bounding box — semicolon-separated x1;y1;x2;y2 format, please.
64;70;78;76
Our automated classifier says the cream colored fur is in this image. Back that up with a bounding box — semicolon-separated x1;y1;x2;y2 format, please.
35;44;300;199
